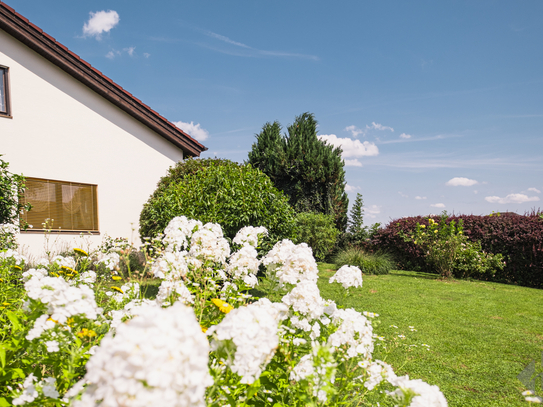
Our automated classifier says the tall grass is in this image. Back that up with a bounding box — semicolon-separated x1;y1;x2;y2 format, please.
334;247;394;275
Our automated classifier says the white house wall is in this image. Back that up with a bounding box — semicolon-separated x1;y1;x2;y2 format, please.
0;29;184;258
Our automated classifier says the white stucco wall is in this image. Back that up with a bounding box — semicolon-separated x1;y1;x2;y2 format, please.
0;29;185;258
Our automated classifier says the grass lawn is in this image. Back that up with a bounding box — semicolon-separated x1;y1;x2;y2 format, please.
318;264;543;406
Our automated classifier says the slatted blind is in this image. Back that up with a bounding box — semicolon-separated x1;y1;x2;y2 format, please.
21;178;98;232
0;67;7;113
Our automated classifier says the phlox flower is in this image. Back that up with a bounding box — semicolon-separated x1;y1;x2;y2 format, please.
151;251;189;280
226;245;259;287
156;280;194;306
0;248;26;265
232;226;268;247
262;240;319;286
189;223;230;264
51;255;76;270
358;360;395;390
95;252;120;271
208;301;282;384
162;216;203;252
386;375;448;407
282;280;325;321
12;374;58;405
72;302;212;407
328;308;374;359
329;265;363;289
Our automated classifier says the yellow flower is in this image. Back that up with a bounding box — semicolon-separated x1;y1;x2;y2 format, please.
201;326;208;333
61;266;78;275
111;286;124;294
73;248;88;256
47;317;59;324
420;225;426;228
66;317;75;327
211;298;234;314
111;276;122;281
77;328;97;338
2;302;10;306
12;265;22;271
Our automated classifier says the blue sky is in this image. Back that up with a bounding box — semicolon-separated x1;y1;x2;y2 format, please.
5;0;543;226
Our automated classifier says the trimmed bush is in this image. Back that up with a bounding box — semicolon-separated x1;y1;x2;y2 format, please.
139;159;296;251
372;211;543;287
334;247;394;275
293;212;339;262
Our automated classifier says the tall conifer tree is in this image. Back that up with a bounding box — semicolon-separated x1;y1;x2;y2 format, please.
248;113;349;232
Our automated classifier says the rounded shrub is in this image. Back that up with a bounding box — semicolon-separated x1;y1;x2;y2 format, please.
139;159;296;251
293;212;339;262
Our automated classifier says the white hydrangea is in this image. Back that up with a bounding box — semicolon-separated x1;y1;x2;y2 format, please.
51;255;76;270
226;245;259;287
208;302;281;384
262;240;318;286
232;226;268;247
151;251;189;280
0;248;26;265
73;302;212;407
24;275;99;340
329;265;363;289
163;216;203;252
156;280;194;306
189;223;230;264
328;308;374;359
282;280;325;320
387;375;448;407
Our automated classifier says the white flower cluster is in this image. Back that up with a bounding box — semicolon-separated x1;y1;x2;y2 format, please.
358;360;395;390
189;223;230;264
73;302;212;407
51;255;76;270
24;274;99;340
329;265;363;289
95;252;120;271
0;222;19;235
328;308;374;359
12;374;58;405
156;280;194;306
162;216;202;252
106;282;140;303
262;240;318;286
387;375;448;407
208;301;282;384
226;244;260;288
282;280;325;321
151;251;189;280
232;226;268;247
0;248;26;265
108;298;157;331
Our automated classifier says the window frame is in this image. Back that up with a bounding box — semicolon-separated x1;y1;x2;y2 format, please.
0;65;12;118
20;177;100;234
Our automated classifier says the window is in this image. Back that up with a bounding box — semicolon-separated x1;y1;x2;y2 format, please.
20;178;99;233
0;65;10;117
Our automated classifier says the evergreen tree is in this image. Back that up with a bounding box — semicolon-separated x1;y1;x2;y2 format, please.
349;193;365;234
248;113;349;232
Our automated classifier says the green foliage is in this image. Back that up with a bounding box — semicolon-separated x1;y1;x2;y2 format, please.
139;159;296;251
292;212;339;262
349;193;365;235
453;240;506;279
333;247;394;275
0;156;31;249
248;113;349;232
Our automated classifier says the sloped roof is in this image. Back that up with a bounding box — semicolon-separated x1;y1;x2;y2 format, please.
0;2;207;157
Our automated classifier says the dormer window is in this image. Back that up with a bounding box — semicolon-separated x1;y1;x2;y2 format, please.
0;65;10;117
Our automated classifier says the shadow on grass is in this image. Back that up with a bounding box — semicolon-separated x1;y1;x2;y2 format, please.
389;270;441;280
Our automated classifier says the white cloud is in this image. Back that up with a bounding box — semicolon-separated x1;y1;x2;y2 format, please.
173;121;209;141
415;196;427;200
367;122;394;132
446;177;479;187
344;159;363;167
143;53;151;58
398;192;409;198
345;184;360;192
124;46;136;56
318;134;379;158
83;10;120;39
344;125;365;137
431;203;446;208
527;187;541;193
484;194;540;204
105;50;117;59
363;204;381;218
399;133;412;139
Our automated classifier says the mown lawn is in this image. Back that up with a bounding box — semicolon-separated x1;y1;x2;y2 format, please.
317;264;543;406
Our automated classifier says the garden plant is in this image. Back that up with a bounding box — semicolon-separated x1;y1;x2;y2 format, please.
0;216;448;406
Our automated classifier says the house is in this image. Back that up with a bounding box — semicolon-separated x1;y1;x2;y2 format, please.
0;2;207;256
